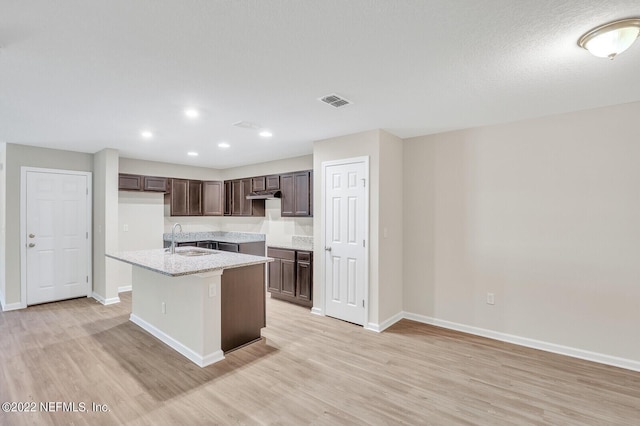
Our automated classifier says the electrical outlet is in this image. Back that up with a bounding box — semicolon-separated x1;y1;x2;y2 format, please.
486;293;495;305
161;302;166;314
209;283;216;298
123;224;129;232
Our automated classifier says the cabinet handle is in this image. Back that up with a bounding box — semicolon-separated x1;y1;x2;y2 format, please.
324;246;332;252
28;243;36;248
29;233;35;238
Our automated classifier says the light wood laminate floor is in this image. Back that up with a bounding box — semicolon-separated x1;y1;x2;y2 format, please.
1;292;639;425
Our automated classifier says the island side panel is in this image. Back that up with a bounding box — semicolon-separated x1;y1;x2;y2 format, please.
221;264;266;352
130;266;224;366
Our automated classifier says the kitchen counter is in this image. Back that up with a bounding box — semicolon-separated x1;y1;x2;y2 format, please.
267;235;314;252
162;231;265;244
107;247;271;277
107;247;271;368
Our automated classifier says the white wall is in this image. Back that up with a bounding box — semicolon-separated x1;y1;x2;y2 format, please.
3;144;93;307
403;101;640;363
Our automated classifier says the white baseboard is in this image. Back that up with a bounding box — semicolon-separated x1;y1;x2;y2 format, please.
1;300;26;311
310;307;323;316
92;292;120;306
118;285;132;293
366;311;404;333
402;311;640;373
130;314;225;367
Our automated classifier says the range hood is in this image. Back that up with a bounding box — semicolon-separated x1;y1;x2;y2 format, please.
246;190;281;200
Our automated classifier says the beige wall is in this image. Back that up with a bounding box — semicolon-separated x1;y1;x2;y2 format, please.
92;149;119;302
313;129;404;327
378;131;404;322
3;144;93;306
221;154;313;180
403;101;640;361
0;143;6;308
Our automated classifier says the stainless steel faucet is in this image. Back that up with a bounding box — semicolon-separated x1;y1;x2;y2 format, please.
171;223;183;254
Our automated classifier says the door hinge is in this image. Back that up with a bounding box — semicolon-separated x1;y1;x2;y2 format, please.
86;276;89;283
86;187;88;195
363;240;365;247
86;231;89;239
362;300;364;308
361;178;366;187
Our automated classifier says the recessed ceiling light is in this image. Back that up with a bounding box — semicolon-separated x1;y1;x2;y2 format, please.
187;151;199;156
140;130;153;139
184;108;200;119
218;142;230;148
259;130;273;138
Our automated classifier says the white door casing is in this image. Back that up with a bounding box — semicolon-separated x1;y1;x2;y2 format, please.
323;157;369;326
21;168;92;306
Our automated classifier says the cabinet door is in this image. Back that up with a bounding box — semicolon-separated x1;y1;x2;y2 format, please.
170;179;189;216
143;176;167;192
266;174;280;190
281;259;296;297
296;258;312;302
231;180;243;215
268;259;282;293
252;176;266;192
224;181;232;216
280;173;294;216
293;171;311;216
241;178;252;214
188;180;203;215
119;174;142;191
203;181;224;216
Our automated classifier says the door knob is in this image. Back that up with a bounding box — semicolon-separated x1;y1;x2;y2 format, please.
28;243;36;248
29;233;35;238
324;246;332;252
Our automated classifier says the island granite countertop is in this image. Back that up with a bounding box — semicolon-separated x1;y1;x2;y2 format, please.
107;247;272;277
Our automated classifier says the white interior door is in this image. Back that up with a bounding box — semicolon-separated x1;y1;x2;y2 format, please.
25;170;90;305
324;159;367;325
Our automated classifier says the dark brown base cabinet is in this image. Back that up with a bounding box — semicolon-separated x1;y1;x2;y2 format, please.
267;247;312;307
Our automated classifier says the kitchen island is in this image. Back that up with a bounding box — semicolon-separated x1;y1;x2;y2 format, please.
107;247;271;367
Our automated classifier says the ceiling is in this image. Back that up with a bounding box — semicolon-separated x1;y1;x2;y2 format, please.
1;1;639;169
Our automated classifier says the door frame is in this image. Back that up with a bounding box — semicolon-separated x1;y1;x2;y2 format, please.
20;167;93;308
319;156;370;326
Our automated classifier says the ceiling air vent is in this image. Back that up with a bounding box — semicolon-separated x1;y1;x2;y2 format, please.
319;93;352;108
232;121;261;130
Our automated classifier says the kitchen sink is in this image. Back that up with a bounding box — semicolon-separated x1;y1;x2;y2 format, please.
176;249;219;257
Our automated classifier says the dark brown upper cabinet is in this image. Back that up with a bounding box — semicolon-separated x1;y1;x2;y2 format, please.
266;174;280;191
169;179;202;216
224;180;232;216
228;178;265;216
202;181;224;216
251;176;266;192
280;170;312;217
119;173;167;193
118;174;143;191
143;176;168;192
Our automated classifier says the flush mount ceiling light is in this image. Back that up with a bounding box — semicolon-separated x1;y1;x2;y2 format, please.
578;18;640;59
187;151;199;156
218;142;230;149
140;130;153;139
259;130;273;138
